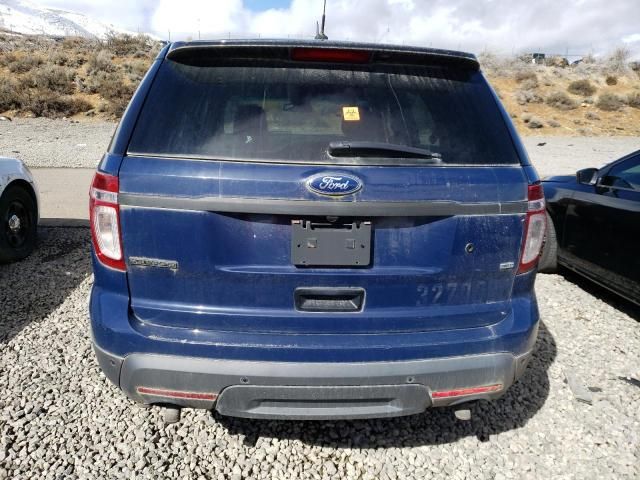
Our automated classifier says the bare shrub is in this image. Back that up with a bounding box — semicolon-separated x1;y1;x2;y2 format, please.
7;54;43;73
106;33;152;56
83;69;136;116
27;65;75;94
60;36;101;56
48;49;85;68
521;78;538;90
0;51;17;67
24;93;91;118
526;117;544;129
596;93;625;111
49;51;70;66
567;79;597;96
123;59;150;83
0;77;26;111
87;49;114;74
515;70;537;83
477;51;499;71
627;92;640;109
606;47;630;74
83;71;130;98
605;75;618;86
123;59;150;76
546;56;569;68
106;95;132;117
546;91;578;110
585;111;601;120
547;119;561;128
514;90;543;105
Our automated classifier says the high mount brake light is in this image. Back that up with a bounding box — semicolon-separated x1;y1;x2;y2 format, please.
89;172;125;271
291;47;371;63
518;183;546;274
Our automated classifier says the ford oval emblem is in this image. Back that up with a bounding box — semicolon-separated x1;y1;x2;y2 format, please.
306;173;363;196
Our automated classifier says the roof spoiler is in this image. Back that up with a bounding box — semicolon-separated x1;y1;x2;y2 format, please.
165;40;480;71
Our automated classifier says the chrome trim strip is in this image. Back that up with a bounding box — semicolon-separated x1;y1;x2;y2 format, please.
119;194;527;216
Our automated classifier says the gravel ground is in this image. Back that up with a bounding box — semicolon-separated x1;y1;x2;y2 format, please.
522;136;640;176
0;118;116;169
1;118;640;175
1;228;639;479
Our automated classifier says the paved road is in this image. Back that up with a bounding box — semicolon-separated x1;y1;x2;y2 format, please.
32;168;94;224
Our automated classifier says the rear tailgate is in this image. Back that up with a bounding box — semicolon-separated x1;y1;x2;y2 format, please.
119;158;526;334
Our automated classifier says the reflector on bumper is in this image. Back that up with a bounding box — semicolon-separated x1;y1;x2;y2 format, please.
431;383;503;399
137;387;218;401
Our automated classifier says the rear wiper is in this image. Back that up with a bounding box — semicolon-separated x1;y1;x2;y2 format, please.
328;141;442;162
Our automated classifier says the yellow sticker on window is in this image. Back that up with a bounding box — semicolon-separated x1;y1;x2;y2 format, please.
342;106;360;121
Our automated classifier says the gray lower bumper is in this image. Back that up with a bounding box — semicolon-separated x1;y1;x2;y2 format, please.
94;343;532;420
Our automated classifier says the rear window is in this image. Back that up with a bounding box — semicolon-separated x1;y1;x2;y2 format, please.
127;59;519;165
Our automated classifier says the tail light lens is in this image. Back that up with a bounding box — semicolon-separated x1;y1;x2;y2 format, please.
518;183;546;273
89;172;125;271
291;47;371;63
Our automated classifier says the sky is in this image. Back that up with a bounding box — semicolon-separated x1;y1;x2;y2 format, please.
39;0;640;57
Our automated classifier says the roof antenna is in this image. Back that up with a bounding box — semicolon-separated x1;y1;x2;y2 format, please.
315;0;328;40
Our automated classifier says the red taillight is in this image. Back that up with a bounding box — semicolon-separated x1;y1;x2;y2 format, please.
432;384;503;399
518;183;546;274
291;47;371;63
89;172;125;271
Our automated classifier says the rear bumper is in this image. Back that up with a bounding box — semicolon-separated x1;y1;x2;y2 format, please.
94;342;533;420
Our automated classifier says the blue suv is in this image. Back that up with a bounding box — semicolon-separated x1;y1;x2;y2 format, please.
90;40;545;420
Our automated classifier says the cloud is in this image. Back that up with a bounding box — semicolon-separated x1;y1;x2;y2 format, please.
42;0;640;56
151;0;246;38
40;0;155;31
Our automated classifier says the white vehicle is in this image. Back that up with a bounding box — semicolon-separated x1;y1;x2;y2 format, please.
0;157;38;262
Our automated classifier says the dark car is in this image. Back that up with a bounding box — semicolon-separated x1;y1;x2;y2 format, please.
89;39;546;422
540;150;640;305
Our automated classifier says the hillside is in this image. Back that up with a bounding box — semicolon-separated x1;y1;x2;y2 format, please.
1;33;640;136
483;53;640;136
0;0;134;38
0;32;159;118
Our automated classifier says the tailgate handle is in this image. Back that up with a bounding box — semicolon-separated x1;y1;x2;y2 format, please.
294;288;365;313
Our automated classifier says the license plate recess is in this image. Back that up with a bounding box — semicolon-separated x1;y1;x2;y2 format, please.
291;219;371;267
